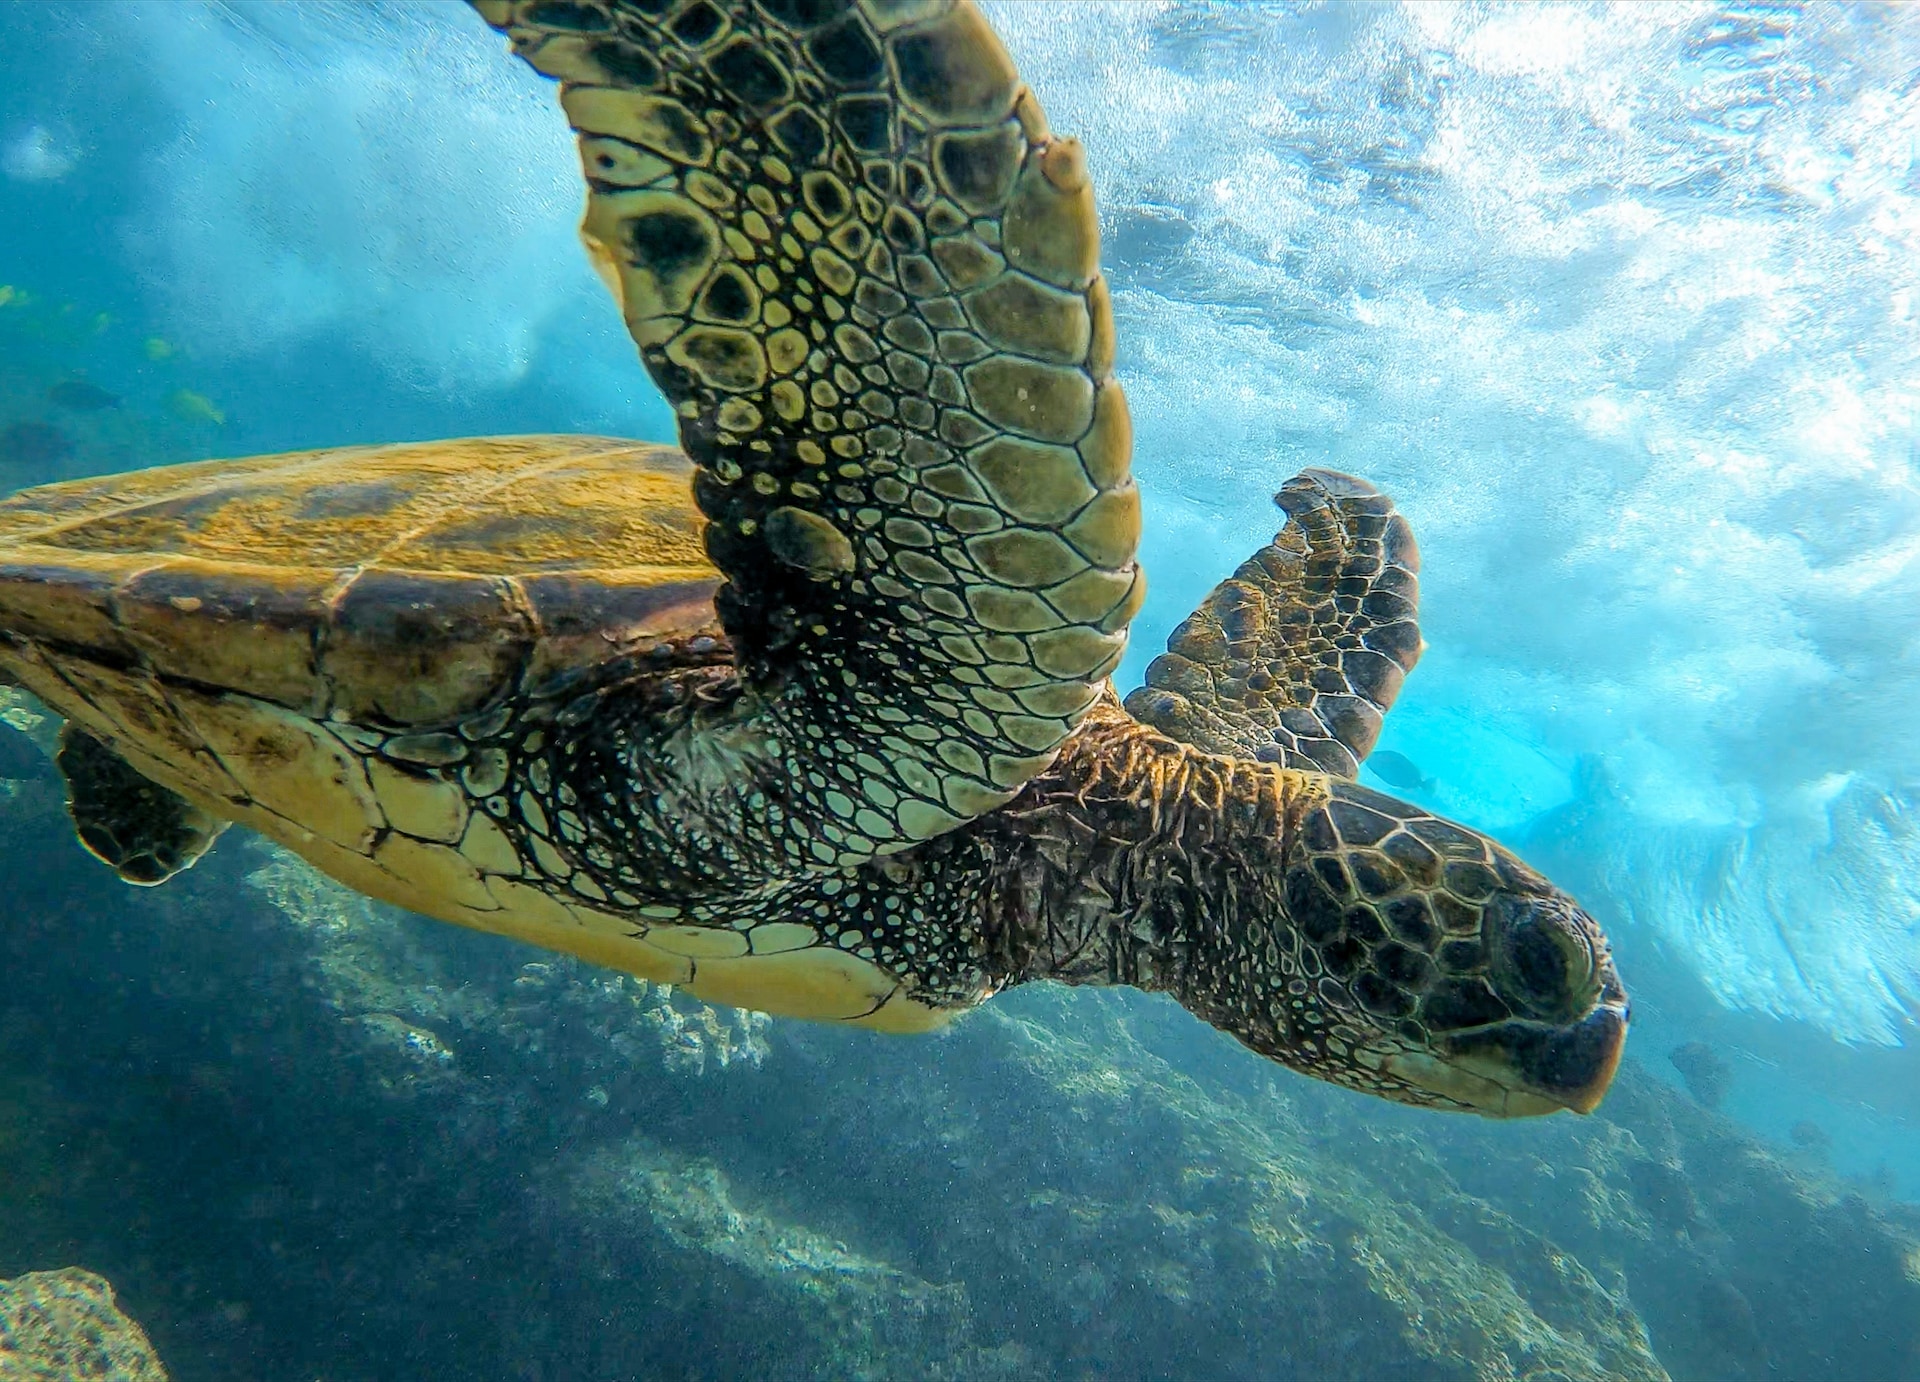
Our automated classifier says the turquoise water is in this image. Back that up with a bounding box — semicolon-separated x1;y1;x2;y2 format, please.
2;3;1918;1378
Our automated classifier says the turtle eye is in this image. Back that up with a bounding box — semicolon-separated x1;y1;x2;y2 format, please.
1489;895;1600;1023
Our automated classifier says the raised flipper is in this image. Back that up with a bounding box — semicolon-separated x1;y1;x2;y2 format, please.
56;726;229;885
476;0;1139;864
1123;469;1421;777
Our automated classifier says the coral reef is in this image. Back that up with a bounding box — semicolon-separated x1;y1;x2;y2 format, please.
0;688;58;773
778;992;1669;1382
0;687;51;747
1;793;1917;1381
0;695;63;824
245;850;772;1089
560;1137;1025;1382
0;1268;168;1381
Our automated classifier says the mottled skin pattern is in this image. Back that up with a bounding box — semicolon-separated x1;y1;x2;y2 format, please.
57;725;228;884
489;656;1624;1113
477;0;1144;872
329;490;1624;1115
1126;470;1424;779
0;0;1630;1115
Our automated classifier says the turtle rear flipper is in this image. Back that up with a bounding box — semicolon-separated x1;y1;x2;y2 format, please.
1125;469;1423;777
56;726;228;885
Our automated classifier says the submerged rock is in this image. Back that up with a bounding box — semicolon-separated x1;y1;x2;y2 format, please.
560;1137;1025;1382
0;727;45;783
0;1268;169;1381
244;851;772;1086
1669;1040;1731;1109
1;808;1918;1382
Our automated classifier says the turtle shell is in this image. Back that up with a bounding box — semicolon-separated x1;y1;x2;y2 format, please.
0;434;722;724
0;434;962;1033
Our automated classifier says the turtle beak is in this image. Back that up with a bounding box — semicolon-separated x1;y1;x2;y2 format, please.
1542;1002;1629;1113
1436;1001;1630;1118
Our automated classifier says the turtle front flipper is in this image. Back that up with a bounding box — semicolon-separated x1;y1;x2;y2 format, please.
1124;470;1422;777
55;726;228;885
478;0;1139;862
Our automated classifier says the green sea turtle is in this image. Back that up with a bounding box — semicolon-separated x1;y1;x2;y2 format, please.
0;0;1625;1116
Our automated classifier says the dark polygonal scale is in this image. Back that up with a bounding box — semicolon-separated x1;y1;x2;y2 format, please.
479;0;1143;865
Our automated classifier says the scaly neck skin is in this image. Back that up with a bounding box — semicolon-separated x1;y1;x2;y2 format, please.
545;666;1324;1024
974;697;1328;1006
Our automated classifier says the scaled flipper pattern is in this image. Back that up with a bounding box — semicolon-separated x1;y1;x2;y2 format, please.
57;725;229;885
477;0;1141;858
1124;470;1421;777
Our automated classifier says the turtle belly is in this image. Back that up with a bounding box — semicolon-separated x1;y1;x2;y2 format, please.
1;640;951;1033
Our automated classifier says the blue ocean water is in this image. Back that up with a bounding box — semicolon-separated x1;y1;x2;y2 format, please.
2;3;1918;1379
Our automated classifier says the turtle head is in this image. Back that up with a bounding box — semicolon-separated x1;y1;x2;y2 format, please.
1256;780;1627;1117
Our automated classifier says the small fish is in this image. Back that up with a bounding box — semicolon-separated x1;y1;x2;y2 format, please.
0;285;14;309
168;389;225;426
46;377;119;412
143;336;176;362
1364;749;1434;793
